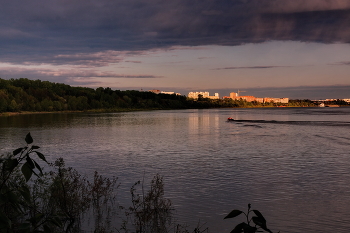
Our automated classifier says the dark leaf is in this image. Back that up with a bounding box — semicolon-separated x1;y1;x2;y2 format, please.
32;169;39;178
33;160;43;175
31;145;40;149
26;157;35;169
230;222;257;233
259;224;273;233
21;162;33;182
35;151;47;162
230;222;247;233
253;210;266;222
13;147;23;155
224;209;243;219
252;216;265;226
245;226;258;233
25;133;33;144
252;216;272;233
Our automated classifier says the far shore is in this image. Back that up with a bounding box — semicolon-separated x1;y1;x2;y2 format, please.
1;105;335;117
0;110;84;117
0;108;174;116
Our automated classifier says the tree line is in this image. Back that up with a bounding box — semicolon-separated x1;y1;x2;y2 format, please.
2;77;345;113
0;78;193;112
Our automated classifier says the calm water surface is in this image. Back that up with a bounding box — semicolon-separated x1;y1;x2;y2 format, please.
1;108;350;233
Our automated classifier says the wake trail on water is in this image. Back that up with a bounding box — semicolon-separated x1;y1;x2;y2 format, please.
229;120;350;127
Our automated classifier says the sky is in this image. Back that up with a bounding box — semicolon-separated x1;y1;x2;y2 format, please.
1;0;350;99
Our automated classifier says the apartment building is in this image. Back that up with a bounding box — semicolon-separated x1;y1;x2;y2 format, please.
230;92;289;103
188;92;220;99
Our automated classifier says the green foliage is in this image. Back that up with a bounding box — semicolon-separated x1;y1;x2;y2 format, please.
121;174;173;233
288;99;316;107
224;204;278;233
0;78;196;112
31;158;118;232
0;133;51;232
0;133;119;233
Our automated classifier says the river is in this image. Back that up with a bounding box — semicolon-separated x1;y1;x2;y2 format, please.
1;107;350;233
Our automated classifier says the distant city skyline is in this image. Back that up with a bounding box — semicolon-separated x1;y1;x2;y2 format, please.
0;1;350;99
136;85;350;100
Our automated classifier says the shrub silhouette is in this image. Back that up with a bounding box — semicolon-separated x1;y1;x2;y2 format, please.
224;204;277;233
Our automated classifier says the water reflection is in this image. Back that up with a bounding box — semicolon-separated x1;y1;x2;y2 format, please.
1;108;350;232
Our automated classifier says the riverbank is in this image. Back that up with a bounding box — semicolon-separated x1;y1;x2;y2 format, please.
0;107;175;117
3;104;349;117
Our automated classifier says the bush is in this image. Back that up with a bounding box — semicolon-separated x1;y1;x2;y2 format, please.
0;133;118;233
224;204;278;233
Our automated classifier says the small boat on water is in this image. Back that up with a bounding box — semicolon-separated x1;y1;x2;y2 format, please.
227;117;234;121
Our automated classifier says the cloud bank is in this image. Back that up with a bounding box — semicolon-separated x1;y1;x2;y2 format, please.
1;0;350;65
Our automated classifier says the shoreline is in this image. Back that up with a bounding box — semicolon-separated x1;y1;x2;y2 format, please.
0;105;329;117
0;108;175;117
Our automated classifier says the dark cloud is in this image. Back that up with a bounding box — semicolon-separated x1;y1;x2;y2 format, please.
106;75;162;79
329;61;350;66
125;60;142;63
198;57;214;60
0;66;162;87
1;0;350;64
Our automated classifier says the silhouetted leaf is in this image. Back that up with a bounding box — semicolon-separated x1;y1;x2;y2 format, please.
25;133;33;144
252;216;265;226
33;160;43;175
253;210;266;222
224;209;243;219
26;157;35;169
31;145;40;149
245;226;258;233
230;222;257;233
21;162;33;182
35;151;47;162
13;147;23;155
252;216;272;233
230;222;246;233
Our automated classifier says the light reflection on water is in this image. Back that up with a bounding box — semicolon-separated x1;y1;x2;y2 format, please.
1;108;350;233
